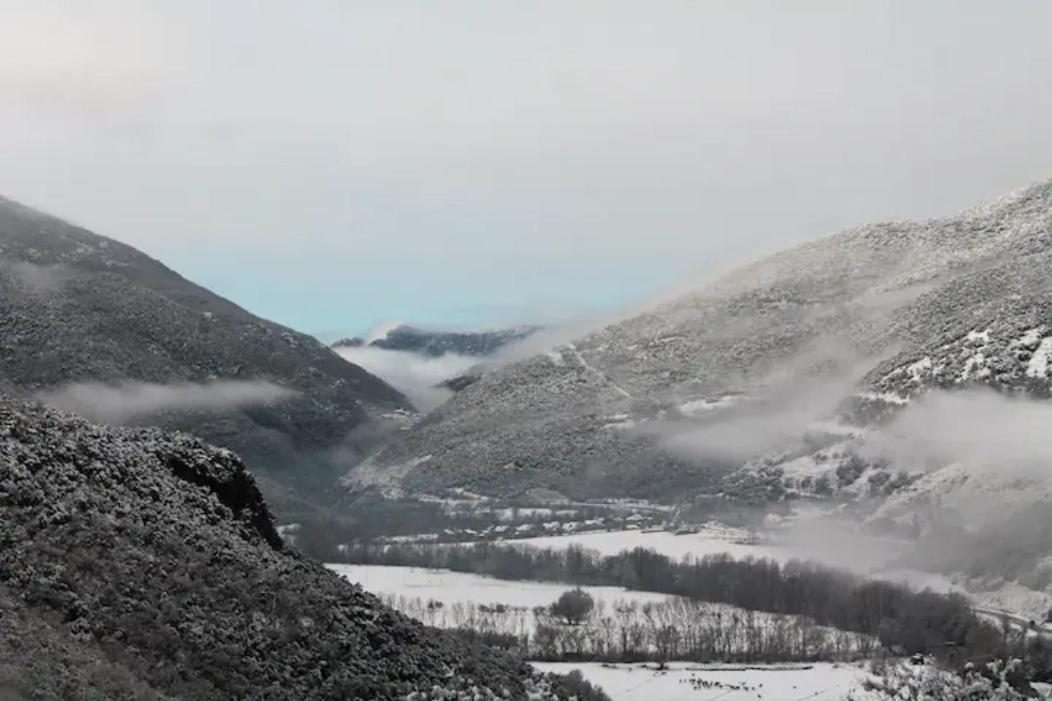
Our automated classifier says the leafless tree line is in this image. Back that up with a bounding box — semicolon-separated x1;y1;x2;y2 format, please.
379;593;877;663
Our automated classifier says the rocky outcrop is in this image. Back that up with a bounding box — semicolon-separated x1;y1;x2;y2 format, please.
0;399;566;699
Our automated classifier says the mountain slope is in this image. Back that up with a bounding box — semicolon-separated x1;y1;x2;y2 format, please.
0;398;564;699
0;195;409;507
366;324;540;357
349;179;1052;502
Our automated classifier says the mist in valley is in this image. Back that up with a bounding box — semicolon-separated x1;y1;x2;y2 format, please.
333;344;474;411
36;379;297;424
7;2;1052;697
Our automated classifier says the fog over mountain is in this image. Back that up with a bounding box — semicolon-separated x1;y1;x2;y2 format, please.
348;178;1052;514
8;3;1052;697
332;323;540;410
0;194;408;516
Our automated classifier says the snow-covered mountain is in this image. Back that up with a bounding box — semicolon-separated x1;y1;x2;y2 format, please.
0;194;409;515
347;179;1052;512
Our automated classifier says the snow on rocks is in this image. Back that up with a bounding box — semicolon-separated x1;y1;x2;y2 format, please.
1027;337;1052;379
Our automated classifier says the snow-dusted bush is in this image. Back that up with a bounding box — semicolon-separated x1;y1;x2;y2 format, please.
857;659;1025;701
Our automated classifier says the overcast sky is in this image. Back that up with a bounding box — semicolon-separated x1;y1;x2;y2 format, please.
3;1;1052;337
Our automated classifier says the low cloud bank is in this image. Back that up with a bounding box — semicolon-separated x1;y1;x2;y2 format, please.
334;345;478;411
37;379;296;424
656;342;875;464
862;388;1052;478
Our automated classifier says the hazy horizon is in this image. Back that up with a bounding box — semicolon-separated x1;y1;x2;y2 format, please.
4;1;1052;337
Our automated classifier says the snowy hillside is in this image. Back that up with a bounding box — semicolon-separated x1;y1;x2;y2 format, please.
348;179;1052;511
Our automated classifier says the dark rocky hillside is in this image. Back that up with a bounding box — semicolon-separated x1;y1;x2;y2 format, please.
0;195;409;509
0;398;572;700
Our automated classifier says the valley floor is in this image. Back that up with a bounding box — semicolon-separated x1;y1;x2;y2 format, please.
529;662;871;701
327;563;673;632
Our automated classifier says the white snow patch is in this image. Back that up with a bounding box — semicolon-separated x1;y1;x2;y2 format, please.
679;394;741;416
857;391;910;406
1028;338;1052;378
326;564;672;632
530;661;869;701
973;583;1052;622
966;329;990;344
960;352;989;380
489;524;910;573
1017;327;1045;347
601;413;638;430
906;357;932;382
501;527;796;563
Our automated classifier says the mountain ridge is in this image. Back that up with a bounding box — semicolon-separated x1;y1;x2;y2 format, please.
347;178;1052;506
0;194;410;512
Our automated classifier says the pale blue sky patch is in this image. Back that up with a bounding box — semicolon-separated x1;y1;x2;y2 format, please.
2;1;1052;336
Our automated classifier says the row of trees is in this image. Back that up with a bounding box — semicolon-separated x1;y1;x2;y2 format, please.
342;541;1051;676
377;591;877;663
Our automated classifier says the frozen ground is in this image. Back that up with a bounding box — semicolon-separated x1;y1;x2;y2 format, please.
326;564;672;614
531;661;870;701
503;524;907;572
507;529;971;604
503;526;775;560
351;521;1040;623
328;564;878;656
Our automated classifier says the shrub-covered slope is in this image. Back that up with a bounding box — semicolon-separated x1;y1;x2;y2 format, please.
0;399;561;700
349;179;1052;503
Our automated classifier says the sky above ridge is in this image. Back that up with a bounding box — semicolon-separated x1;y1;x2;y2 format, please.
3;1;1052;338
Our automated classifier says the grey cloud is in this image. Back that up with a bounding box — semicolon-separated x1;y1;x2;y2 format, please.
37;379;297;424
333;346;476;412
655;341;875;464
861;389;1052;479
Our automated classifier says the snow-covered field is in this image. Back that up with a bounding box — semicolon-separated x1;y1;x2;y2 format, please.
508;528;969;599
327;563;672;612
506;527;781;561
328;564;878;660
503;523;905;571
531;661;870;701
